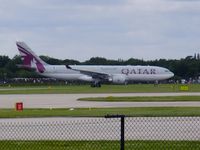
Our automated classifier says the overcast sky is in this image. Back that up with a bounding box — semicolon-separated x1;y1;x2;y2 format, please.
0;0;200;61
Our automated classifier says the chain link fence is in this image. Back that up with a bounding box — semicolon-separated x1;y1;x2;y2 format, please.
0;117;200;149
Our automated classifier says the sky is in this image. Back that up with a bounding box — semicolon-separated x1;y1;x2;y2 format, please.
0;0;200;61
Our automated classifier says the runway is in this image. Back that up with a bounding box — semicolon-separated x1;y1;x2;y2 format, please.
0;117;199;140
1;93;200;142
1;92;200;108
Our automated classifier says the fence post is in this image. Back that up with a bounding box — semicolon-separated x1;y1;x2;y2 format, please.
105;115;125;150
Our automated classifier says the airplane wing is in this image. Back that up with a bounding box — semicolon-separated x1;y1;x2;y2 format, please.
66;65;110;80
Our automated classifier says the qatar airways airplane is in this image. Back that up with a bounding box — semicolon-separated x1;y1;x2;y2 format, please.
16;42;174;87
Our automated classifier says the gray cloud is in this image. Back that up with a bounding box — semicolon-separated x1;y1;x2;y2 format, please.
0;0;200;61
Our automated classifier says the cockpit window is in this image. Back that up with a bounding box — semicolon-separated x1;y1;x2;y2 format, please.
165;70;170;73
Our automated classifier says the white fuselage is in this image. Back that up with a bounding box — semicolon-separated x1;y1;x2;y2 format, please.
16;42;174;85
39;65;174;83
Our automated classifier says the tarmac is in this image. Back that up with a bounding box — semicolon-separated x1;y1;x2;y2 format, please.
1;93;200;141
1;92;200;108
0;117;199;140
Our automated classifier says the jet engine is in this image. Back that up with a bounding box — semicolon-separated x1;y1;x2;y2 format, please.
110;74;127;84
79;75;94;82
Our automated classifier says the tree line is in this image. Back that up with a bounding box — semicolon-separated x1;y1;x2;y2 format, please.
0;53;200;81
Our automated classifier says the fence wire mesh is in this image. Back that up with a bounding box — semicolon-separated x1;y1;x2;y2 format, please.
0;117;200;150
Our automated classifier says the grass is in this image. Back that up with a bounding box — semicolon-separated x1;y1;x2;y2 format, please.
0;140;199;150
0;84;199;94
2;107;200;118
1;84;199;149
79;96;200;102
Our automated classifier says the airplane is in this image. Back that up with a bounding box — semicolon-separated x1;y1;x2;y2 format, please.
16;42;174;87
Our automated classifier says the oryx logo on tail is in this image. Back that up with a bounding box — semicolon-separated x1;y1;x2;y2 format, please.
16;42;46;73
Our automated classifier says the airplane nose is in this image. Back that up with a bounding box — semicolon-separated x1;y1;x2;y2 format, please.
170;72;174;78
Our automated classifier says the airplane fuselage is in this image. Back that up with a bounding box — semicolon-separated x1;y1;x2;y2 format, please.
40;65;174;83
16;41;174;86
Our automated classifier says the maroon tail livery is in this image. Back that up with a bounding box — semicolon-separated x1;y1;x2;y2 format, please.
16;42;46;73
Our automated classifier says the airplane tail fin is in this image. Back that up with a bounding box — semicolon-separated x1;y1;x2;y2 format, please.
16;42;47;73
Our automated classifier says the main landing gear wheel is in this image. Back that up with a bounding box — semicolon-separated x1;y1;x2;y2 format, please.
91;82;101;88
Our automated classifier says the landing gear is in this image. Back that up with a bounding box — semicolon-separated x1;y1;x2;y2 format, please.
91;81;101;88
154;80;159;86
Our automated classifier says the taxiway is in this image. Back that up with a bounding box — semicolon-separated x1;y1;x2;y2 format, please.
1;93;200;108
